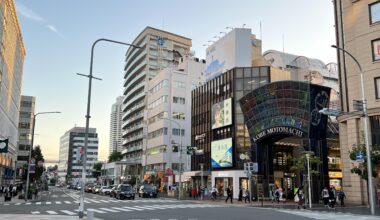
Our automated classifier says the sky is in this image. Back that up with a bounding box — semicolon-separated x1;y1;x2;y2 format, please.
15;0;336;162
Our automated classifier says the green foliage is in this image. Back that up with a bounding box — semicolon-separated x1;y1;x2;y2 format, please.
289;154;322;176
31;146;45;181
92;162;103;178
349;143;380;179
108;151;122;162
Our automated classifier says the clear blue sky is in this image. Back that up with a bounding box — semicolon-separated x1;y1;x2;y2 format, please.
15;0;336;161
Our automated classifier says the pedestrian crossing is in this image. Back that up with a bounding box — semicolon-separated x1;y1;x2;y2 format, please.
275;208;380;220
1;198;179;206
30;204;224;216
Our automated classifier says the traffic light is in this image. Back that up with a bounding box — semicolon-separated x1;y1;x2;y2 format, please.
186;146;192;155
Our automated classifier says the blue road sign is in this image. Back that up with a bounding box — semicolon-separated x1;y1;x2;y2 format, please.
356;152;364;162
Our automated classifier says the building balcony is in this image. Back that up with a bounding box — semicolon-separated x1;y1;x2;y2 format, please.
123;101;144;120
122;112;144;129
124;62;146;88
124;82;145;102
125;133;144;143
125;157;142;164
123;123;144;137
124;52;146;76
124;92;145;111
121;145;143;155
123;70;146;96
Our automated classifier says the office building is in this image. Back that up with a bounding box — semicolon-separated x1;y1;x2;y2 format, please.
16;96;35;175
0;0;26;185
109;96;124;155
145;55;205;186
58;127;99;184
334;0;380;204
122;27;191;173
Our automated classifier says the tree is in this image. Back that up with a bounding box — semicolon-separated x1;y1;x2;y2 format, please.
289;154;322;176
31;145;45;181
349;143;380;180
108;151;122;162
92;162;103;178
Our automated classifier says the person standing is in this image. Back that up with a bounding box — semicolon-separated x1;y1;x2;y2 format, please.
338;190;346;207
211;186;218;200
244;189;250;203
322;187;329;206
238;187;242;201
295;187;305;209
225;185;233;203
274;187;280;203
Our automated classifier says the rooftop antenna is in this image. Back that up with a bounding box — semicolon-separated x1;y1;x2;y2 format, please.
242;24;246;28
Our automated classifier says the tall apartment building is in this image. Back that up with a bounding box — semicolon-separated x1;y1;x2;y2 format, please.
58;127;99;184
109;96;124;155
16;96;35;170
145;56;205;184
122;27;191;169
0;0;26;185
334;0;380;204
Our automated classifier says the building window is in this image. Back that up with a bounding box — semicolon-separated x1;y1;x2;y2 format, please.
172;112;185;120
173;97;185;104
375;77;380;99
172;128;185;136
370;1;380;24
173;81;186;89
372;38;380;61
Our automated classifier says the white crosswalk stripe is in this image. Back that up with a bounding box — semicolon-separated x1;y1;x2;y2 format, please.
111;207;132;212
36;202;41;205
87;208;106;214
31;211;40;214
275;209;380;220
46;210;58;215
55;201;62;204
99;207;120;212
64;201;71;204
60;210;76;215
123;206;144;211
46;201;51;205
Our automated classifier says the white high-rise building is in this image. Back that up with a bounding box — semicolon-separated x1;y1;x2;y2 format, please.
109;96;124;155
145;56;205;183
122;27;192;172
58;127;98;183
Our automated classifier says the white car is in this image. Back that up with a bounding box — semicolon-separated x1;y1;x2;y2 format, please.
100;186;112;195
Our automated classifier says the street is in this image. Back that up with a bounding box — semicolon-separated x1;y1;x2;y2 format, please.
0;187;379;220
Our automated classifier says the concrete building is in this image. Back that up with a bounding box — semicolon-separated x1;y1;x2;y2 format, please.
334;0;380;204
109;96;124;155
122;27;191;173
16;96;35;175
58;127;99;184
145;56;205;186
0;0;26;185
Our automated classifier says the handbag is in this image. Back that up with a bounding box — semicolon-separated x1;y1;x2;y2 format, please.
294;194;299;202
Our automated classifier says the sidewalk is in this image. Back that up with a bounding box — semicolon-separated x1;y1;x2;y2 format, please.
191;197;380;216
0;191;51;204
0;214;100;220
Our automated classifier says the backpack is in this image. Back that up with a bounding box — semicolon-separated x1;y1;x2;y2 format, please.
275;190;280;197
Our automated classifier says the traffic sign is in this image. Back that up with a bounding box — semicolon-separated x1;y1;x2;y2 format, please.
356;152;364;162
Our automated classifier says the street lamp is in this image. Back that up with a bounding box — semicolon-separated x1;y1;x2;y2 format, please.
77;38;140;218
25;111;61;201
161;117;183;200
302;151;314;209
325;45;375;215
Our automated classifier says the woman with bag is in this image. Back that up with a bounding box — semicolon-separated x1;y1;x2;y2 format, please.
295;187;305;209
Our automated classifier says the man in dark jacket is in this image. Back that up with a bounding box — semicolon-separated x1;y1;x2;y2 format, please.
225;186;233;203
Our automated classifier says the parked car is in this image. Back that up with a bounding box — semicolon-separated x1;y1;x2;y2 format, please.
115;184;135;200
93;185;101;194
100;186;112;195
84;184;94;193
109;186;117;198
139;184;157;198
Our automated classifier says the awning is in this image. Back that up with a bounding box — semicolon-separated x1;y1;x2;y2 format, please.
182;170;211;177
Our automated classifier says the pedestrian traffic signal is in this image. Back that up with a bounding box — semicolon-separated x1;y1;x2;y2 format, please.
186;146;192;155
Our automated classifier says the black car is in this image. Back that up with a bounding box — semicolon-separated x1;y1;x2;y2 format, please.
84;184;94;193
115;184;135;200
139;184;157;198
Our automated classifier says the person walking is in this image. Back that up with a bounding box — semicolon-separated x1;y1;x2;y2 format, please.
238;187;242;201
244;189;250;203
338;190;346;207
191;186;197;199
225;185;233;203
322;187;329;206
295;187;305;209
274;187;280;203
328;188;336;209
211;186;218;200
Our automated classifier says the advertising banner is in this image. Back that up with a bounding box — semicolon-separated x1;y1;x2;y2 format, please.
211;98;232;129
211;138;233;168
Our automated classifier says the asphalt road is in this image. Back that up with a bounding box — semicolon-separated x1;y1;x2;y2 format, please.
0;187;378;220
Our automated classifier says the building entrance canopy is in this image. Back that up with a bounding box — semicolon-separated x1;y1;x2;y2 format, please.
239;81;331;144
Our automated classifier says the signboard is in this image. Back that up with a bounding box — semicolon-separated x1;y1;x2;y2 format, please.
329;171;343;178
29;164;35;174
211;138;233;168
252;126;304;143
356;152;364;162
205;28;252;81
211;98;232;129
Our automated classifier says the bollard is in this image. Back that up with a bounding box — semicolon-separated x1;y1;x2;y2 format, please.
87;210;94;220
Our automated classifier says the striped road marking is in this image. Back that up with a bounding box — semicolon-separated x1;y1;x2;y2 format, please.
46;202;51;205
60;210;76;215
46;210;58;215
122;206;143;211
36;202;41;205
55;201;61;204
99;207;120;212
87;208;106;214
64;201;71;204
111;207;132;212
31;211;40;214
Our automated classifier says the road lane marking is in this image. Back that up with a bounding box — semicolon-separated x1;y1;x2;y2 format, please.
15;203;21;205
122;206;144;211
111;207;132;212
55;201;62;204
99;207;120;212
46;210;58;214
60;210;76;215
87;208;106;214
64;201;71;204
46;202;52;205
25;202;31;205
86;199;100;203
31;211;40;214
36;202;41;205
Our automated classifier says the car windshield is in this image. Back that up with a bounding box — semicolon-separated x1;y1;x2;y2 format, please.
143;185;154;190
121;185;131;191
102;186;110;189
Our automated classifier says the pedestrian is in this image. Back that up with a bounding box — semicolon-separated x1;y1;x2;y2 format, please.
244;189;250;203
225;185;233;203
295;187;305;209
211;186;218;200
238;187;242;201
274;187;280;203
328;188;336;209
191;186;197;199
322;187;329;206
338;190;346;207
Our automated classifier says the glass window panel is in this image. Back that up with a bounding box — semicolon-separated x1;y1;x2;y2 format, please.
370;2;380;24
372;39;380;61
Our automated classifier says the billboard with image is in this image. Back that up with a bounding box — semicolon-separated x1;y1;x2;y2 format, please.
211;138;233;168
211;98;232;129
